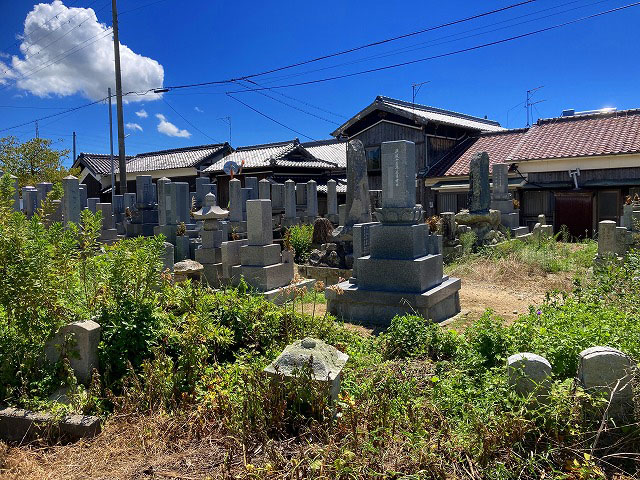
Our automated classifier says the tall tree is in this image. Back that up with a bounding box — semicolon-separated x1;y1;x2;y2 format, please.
0;136;77;188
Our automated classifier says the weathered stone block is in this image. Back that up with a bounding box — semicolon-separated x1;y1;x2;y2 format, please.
357;254;444;293
247;199;273;246
240;243;281;266
507;352;552;397
45;320;101;385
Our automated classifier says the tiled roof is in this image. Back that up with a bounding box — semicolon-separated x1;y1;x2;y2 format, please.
317;180;347;194
120;144;228;174
508;109;640;161
74;152;132;176
438;108;640;177
302;139;347;168
205;139;343;173
438;130;527;177
332;96;504;137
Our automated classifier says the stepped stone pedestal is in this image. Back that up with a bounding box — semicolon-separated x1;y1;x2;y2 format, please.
231;199;313;302
327;140;460;325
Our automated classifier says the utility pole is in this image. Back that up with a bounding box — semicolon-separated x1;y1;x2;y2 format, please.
108;88;115;202
35;121;39;139
111;0;127;194
72;131;76;162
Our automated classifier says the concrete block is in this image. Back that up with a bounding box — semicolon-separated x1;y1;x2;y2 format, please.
45;320;101;385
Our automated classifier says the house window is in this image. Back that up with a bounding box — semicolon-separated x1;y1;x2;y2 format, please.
365;145;381;171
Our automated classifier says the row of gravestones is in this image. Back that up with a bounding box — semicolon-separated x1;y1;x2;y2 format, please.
227;178;339;228
508;347;637;420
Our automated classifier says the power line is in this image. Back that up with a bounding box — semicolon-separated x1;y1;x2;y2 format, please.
236;80;341;125
164;0;536;90
227;94;316;141
161;97;223;143
218;2;640;94
119;0;171;15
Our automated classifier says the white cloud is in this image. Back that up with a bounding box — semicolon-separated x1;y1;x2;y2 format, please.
126;122;143;132
194;106;203;113
156;114;190;138
135;109;148;118
0;1;164;102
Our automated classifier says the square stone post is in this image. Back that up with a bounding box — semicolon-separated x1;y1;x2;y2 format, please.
229;178;243;222
306;180;318;218
247;199;273;246
245;176;258;200
258;179;271;199
9;175;19;211
327;179;338;216
271;183;284;209
157;177;171;226
598;220;617;256
285;179;296;219
36;182;53;209
62;175;81;226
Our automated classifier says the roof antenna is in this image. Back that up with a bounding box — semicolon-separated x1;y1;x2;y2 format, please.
525;86;544;126
411;80;431;114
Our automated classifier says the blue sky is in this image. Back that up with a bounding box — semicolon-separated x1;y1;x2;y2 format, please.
1;0;639;167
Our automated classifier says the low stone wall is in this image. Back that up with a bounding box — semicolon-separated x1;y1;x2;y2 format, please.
297;264;352;286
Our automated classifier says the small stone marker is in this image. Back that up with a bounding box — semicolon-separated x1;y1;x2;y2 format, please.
45;320;101;385
264;337;348;405
578;346;637;418
162;242;175;271
507;352;552;397
598;220;617;256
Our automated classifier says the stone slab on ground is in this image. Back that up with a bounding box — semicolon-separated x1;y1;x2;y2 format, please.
0;407;101;443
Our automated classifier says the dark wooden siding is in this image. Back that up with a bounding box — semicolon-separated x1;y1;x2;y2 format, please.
527;167;640;184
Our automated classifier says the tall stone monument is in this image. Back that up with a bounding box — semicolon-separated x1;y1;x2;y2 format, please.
62;175;81;226
490;163;520;230
468;152;490;214
326;140;460;325
333;139;371;239
127;176;158;237
284;179;297;226
305;180;318;220
228;178;247;232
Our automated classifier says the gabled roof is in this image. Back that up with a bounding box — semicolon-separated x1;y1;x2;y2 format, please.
73;152;132;176
434;130;527;177
205;139;343;173
120;143;230;174
331;96;504;137
437;108;640;177
302;139;347;168
509;108;640;161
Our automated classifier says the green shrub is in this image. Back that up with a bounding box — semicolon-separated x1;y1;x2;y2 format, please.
287;224;313;262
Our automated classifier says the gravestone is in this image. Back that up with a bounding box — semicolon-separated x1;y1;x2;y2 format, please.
87;198;99;213
78;184;87;209
229;178;243;223
327;140;460;325
507;352;552;397
22;186;38;218
578;346;637;419
335;140;371;238
264;337;348;406
127;176;158;237
491;163;520;230
326;179;338;222
96;203;117;242
157;177;171;226
231;200;310;299
9;175;19;211
306;180;318;219
467;152;490;214
221;238;248;284
284;179;297;222
351;221;381;281
194;177;216;209
45;320;101;385
271;183;284;210
124;192;136;211
241;188;252;221
36;182;53;209
62;175;81;226
245;176;258;200
598;220;617;256
162;242;175;271
296;183;307;207
258;179;271;200
173;182;191;225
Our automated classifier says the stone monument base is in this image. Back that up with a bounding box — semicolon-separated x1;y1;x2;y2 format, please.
231;262;294;291
326;277;461;326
